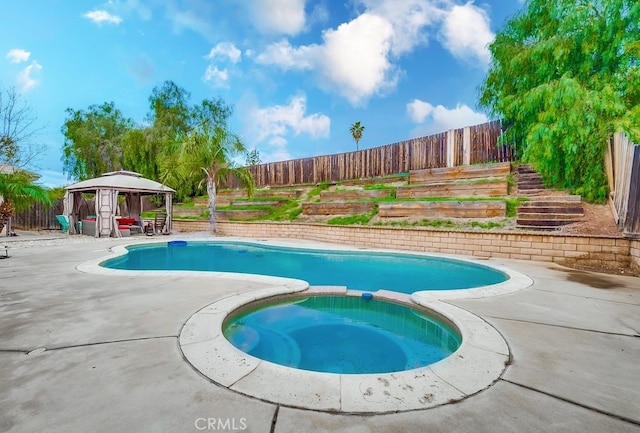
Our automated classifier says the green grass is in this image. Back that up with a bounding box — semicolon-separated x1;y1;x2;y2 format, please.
363;183;396;191
469;220;504;230
257;199;302;221
232;196;291;203
217;205;274;211
505;197;528;217
172;214;209;220
327;210;377;225
307;181;330;199
372;217;508;230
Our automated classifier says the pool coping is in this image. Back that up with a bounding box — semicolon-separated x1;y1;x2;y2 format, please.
76;237;532;413
179;286;511;413
77;237;533;300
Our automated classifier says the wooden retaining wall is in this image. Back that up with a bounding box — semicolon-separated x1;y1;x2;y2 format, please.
215;209;270;220
396;180;509;199
302;202;376;216
173;208;207;217
378;201;506;218
409;162;511;184
320;190;394;201
171;220;631;270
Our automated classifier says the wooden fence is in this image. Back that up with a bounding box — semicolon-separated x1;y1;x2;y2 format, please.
225;120;516;188
12;120;516;231
606;132;640;236
12;199;64;231
12;196;160;231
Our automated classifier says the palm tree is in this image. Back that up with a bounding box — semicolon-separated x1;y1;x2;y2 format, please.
350;121;365;150
0;171;51;235
161;124;254;235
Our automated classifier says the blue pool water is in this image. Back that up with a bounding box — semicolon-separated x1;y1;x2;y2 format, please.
223;296;462;374
103;241;507;293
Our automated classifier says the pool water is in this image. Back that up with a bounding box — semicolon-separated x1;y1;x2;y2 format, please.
223;296;462;374
103;241;507;294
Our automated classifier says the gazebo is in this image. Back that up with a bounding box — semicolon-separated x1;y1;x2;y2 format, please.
64;170;175;237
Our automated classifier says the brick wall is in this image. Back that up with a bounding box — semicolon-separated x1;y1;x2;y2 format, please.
172;220;632;269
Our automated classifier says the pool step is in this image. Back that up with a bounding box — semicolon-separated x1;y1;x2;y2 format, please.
307;286;348;293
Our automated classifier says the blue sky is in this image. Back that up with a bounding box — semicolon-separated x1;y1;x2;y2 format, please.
1;0;523;187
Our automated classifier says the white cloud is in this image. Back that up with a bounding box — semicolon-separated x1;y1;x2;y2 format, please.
357;0;443;56
255;13;398;106
248;0;306;36
254;39;316;71
407;99;434;123
407;99;488;133
253;1;444;106
439;2;494;66
319;13;398;106
17;60;43;92
203;66;229;88
249;95;330;152
83;10;123;25
252;1;495;105
205;42;242;63
6;49;31;63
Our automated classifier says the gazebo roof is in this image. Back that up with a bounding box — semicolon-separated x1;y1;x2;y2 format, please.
66;170;175;194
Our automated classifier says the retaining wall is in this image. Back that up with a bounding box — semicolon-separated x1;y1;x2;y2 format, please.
172;220;631;270
631;240;640;271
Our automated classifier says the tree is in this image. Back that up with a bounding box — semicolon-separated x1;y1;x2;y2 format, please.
161;98;254;234
479;0;640;202
0;86;44;167
62;102;133;180
245;148;261;166
0;171;51;235
121;127;156;180
350;121;365;150
121;81;200;197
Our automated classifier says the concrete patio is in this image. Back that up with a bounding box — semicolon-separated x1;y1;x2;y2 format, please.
1;233;639;432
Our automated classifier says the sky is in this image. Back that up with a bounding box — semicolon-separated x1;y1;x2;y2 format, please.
1;0;524;187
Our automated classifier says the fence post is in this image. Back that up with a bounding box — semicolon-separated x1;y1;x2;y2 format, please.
463;127;471;166
446;130;455;167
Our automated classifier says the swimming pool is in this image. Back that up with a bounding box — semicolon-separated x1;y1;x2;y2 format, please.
223;295;461;374
102;241;508;294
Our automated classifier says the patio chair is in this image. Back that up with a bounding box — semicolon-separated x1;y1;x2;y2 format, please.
146;212;167;235
55;215;70;233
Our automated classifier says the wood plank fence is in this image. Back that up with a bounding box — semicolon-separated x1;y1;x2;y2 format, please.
12;199;64;231
606;132;640;236
13;120;516;231
11;196;161;232
225;120;516;188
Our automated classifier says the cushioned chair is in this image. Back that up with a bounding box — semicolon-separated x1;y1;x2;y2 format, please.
55;215;70;233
